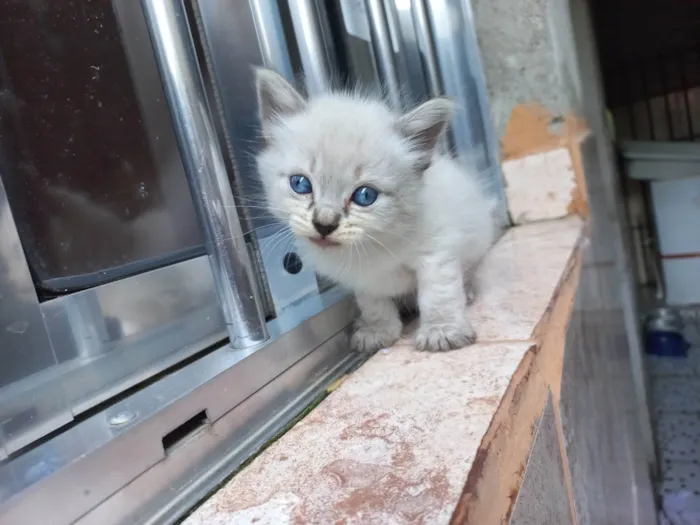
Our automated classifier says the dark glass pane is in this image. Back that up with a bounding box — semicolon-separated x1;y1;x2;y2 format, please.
0;0;204;292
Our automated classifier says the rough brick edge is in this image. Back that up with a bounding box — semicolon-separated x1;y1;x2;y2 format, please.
450;229;585;525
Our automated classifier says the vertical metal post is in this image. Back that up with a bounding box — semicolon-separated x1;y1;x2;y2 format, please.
420;0;507;224
141;0;269;348
365;0;402;109
250;0;295;80
411;0;443;100
287;0;332;94
409;0;452;153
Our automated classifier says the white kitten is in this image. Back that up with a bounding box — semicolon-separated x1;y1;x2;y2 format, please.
254;68;498;352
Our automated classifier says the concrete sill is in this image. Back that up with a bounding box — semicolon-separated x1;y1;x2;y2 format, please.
184;216;584;525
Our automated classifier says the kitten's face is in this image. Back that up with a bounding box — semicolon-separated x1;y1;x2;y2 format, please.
254;69;452;251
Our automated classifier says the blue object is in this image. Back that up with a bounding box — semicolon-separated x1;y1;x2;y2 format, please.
289;174;312;194
646;330;690;357
351;186;379;206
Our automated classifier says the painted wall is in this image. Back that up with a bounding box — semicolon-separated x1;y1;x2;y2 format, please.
470;0;584;139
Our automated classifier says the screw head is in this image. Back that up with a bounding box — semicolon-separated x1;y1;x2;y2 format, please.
283;252;303;275
108;411;136;427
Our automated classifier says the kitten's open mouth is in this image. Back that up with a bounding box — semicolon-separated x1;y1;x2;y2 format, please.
309;237;341;248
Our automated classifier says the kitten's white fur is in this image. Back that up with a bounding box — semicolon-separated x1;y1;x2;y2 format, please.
255;68;498;352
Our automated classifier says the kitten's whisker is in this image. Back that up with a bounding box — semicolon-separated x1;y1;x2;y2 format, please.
352;242;362;276
215;223;284;242
261;226;287;245
235;201;269;208
261;229;295;258
359;242;370;269
260;236;289;261
263;232;296;264
232;216;280;222
232;193;267;201
225;203;274;209
272;231;296;256
363;232;401;265
336;246;353;284
224;204;287;213
334;251;346;283
371;228;416;245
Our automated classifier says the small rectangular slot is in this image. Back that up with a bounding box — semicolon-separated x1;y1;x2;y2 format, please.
161;410;209;454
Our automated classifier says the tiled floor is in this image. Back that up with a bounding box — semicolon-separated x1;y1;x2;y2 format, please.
648;309;700;521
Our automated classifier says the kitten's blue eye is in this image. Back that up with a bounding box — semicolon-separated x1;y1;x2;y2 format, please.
289;174;312;195
351;186;379;207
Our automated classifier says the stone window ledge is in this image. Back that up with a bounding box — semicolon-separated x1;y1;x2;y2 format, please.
184;216;584;525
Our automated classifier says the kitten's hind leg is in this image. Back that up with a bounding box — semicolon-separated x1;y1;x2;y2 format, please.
351;293;403;353
415;256;476;352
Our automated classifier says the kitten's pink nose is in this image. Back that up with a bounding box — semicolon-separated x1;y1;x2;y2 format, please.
312;219;339;237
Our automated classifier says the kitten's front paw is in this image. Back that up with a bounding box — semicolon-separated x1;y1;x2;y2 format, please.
415;321;477;352
351;323;401;353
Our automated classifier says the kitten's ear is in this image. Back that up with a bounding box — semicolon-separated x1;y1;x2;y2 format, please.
254;67;307;131
397;98;454;156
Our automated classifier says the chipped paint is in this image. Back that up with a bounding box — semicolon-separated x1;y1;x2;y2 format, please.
504;148;577;224
500;104;590;223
